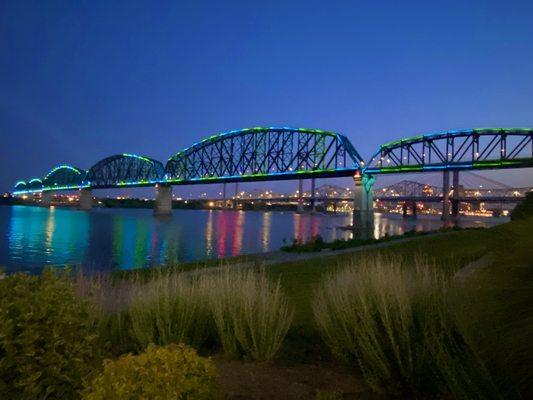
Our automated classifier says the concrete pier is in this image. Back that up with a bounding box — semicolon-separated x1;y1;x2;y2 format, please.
352;173;375;235
310;178;316;213
233;182;239;210
222;182;228;208
154;185;172;216
79;188;93;210
40;191;52;207
451;170;460;218
297;179;304;213
442;170;450;220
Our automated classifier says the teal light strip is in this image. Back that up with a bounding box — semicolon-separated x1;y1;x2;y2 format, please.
122;153;154;164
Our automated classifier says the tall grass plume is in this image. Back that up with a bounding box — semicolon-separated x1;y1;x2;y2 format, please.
313;254;500;399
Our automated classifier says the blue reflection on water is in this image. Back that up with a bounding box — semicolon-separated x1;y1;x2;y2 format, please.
0;205;507;274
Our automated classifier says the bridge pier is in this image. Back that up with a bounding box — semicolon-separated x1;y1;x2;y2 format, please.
222;182;228;208
297;179;304;213
79;189;93;210
233;182;239;210
451;170;460;218
310;178;316;213
442;171;450;220
352;173;375;233
154;185;172;216
40;191;52;207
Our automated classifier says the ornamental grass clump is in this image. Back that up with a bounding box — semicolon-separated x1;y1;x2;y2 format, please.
127;272;212;350
82;343;218;400
203;268;293;361
313;255;499;399
0;269;102;400
77;267;293;362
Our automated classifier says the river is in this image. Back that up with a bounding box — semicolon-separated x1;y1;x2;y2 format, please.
0;205;507;274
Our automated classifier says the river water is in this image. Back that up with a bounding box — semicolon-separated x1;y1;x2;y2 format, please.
0;205;507;274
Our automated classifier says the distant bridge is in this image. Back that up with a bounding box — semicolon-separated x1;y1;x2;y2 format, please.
11;126;533;218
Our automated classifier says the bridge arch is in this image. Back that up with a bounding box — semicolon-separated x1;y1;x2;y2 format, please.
164;127;364;184
86;153;164;188
365;128;533;174
42;165;87;189
27;178;43;192
13;181;27;192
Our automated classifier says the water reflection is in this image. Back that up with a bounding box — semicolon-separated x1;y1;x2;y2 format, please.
262;212;271;252
7;206;89;270
0;205;508;274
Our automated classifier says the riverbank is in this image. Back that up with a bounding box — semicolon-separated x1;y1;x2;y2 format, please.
219;217;533;398
1;213;531;398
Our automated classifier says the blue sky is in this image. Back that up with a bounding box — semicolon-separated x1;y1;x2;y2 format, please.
1;0;532;195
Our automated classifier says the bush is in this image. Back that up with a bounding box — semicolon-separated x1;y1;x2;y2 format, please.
82;344;217;399
0;269;101;399
203;268;293;361
313;255;499;399
511;191;533;220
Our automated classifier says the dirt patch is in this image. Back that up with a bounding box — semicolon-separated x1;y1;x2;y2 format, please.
213;356;384;399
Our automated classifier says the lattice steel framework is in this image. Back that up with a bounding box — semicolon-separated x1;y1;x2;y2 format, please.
365;128;533;174
86;153;165;188
13;178;44;194
165;127;363;184
376;180;442;197
42;165;87;190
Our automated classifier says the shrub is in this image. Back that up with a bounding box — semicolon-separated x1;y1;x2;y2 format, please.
511;191;533;220
313;255;499;399
203;268;293;361
0;269;101;399
82;344;217;400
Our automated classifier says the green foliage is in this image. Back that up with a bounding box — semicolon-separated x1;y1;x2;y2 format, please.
0;269;101;399
511;191;533;220
82;344;218;400
313;255;500;399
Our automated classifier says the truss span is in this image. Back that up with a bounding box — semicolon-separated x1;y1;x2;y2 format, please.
42;165;87;190
165;127;363;184
365;128;533;174
86;153;165;189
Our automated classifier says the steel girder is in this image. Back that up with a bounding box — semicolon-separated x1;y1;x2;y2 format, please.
164;127;363;184
365;128;533;174
86;154;165;189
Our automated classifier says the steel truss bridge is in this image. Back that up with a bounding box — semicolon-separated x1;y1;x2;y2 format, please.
12;127;533;211
14;127;366;194
365;128;533;173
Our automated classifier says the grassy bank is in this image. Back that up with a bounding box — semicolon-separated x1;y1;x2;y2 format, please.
271;217;533;397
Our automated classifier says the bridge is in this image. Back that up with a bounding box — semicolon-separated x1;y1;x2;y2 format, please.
180;178;528;217
12;127;533;220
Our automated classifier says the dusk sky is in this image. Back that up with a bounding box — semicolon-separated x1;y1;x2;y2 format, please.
1;0;532;195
